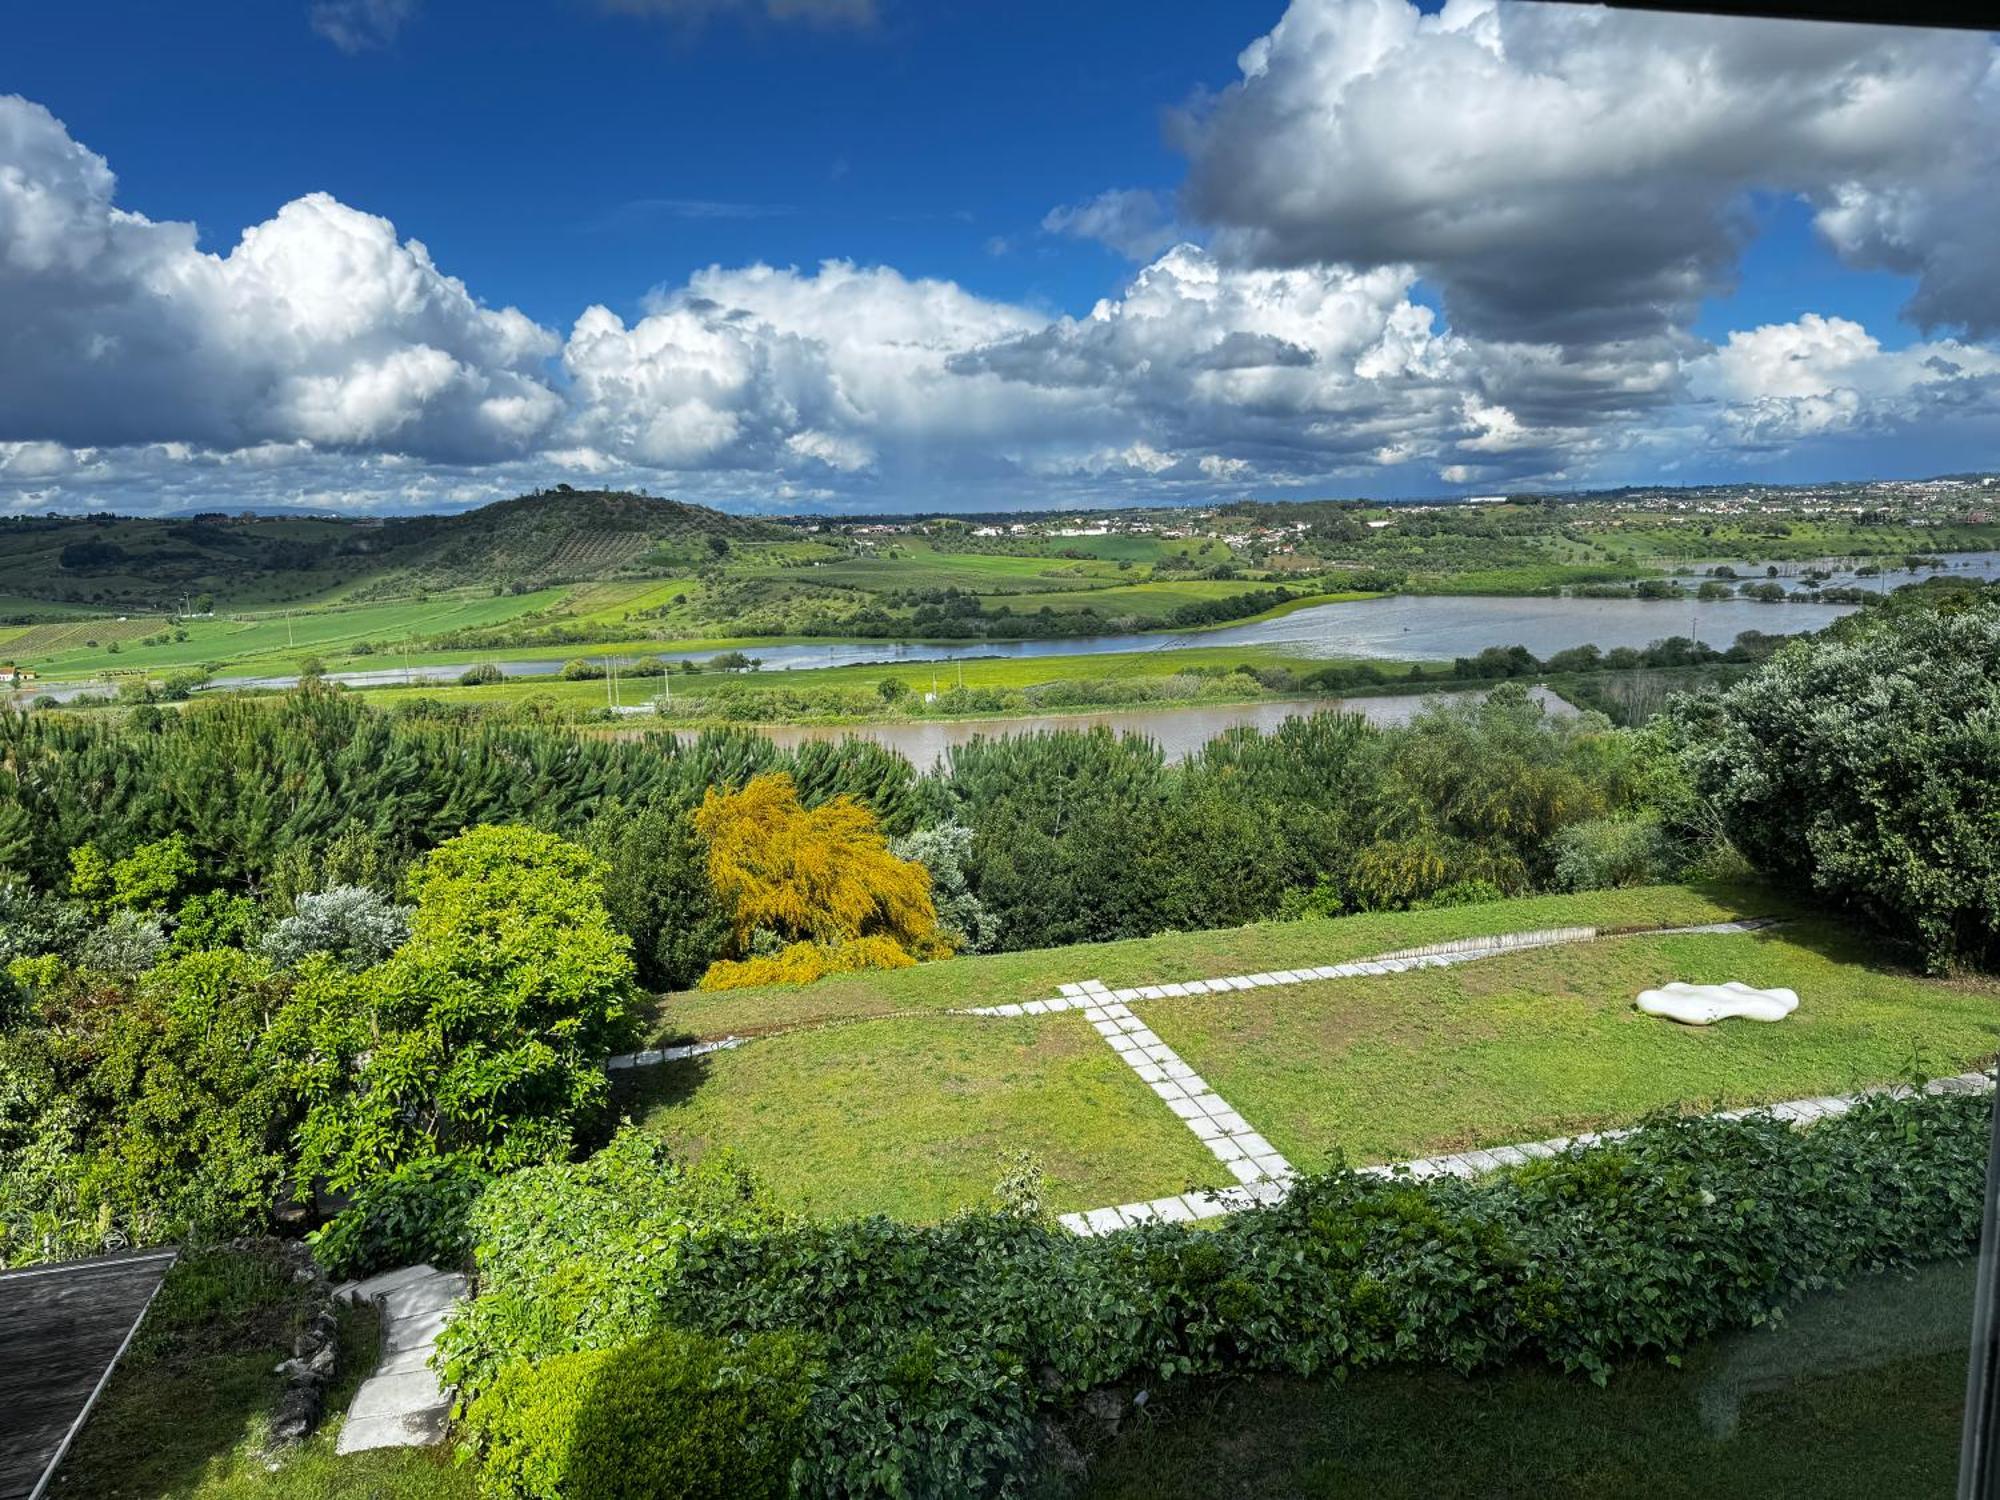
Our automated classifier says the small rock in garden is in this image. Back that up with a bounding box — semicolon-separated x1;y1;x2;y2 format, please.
269;1384;322;1445
1034;1417;1088;1477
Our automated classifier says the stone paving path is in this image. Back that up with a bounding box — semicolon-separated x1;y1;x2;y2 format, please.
963;921;1774;1021
1057;1070;1995;1236
1058;980;1293;1232
332;1264;466;1454
607;1035;742;1072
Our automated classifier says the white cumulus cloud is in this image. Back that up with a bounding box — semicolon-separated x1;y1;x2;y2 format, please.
0;96;562;464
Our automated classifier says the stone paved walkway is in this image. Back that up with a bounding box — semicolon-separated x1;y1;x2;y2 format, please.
1061;980;1292;1231
332;1264;466;1454
963;921;1775;1020
1056;1070;1995;1236
607;1035;742;1072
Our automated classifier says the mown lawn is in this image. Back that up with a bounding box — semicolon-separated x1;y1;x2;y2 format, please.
624;886;1998;1223
616;1012;1227;1221
1141;917;2000;1169
1066;1261;1976;1500
650;884;1800;1042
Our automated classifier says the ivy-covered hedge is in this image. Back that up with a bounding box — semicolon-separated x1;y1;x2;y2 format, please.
463;1328;814;1500
443;1093;1990;1498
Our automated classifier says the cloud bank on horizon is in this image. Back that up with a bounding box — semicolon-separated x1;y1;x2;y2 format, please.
4;0;2000;516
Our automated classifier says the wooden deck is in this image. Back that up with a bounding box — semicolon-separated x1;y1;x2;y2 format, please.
0;1247;177;1500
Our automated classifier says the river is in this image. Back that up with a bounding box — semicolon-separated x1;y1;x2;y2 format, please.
628;686;1582;769
168;589;1856;700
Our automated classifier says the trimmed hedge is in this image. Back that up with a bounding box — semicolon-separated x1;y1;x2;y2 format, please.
444;1093;1990;1498
462;1328;814;1500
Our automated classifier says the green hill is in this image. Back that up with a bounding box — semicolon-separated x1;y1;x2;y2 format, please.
0;490;785;615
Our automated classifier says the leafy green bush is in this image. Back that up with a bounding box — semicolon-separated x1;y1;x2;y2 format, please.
69;949;299;1245
287;826;641;1189
442;1093;1989;1498
168;888;266;955
463;1329;813;1500
1674;608;2000;970
258;884;411;971
436;1130;778;1395
309;1155;490;1280
1549;817;1673;892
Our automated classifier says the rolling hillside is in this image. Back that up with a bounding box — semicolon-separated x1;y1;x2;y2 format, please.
0;490;786;615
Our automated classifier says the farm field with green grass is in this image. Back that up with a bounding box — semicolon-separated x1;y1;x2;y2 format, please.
625;884;1997;1224
344;642;1353;717
10;588;575;679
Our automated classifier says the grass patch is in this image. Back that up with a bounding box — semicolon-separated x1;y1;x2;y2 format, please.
22;589;575;681
1140;917;2000;1167
60;1243;474;1500
617;1012;1225;1221
626;885;1999;1226
651;884;1797;1043
1067;1261;1975;1500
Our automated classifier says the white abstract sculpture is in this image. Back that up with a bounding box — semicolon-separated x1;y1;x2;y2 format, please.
1635;981;1798;1026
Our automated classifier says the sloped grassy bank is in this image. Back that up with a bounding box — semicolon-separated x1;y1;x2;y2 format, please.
440;1089;1987;1499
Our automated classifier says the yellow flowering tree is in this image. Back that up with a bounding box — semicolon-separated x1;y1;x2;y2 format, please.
693;774;943;990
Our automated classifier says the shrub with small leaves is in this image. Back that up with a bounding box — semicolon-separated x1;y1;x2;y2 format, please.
259;884;412;971
462;1329;814;1500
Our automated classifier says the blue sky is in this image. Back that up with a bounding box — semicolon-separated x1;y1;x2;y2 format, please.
2;0;1997;514
9;0;1272;327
